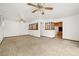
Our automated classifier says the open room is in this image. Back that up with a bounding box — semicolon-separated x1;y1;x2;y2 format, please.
0;3;79;56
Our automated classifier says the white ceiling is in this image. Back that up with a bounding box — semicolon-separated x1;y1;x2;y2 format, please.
0;3;79;22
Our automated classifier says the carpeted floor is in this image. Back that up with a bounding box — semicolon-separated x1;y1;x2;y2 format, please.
0;35;79;56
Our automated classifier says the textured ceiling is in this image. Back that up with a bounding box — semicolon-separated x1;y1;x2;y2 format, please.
0;3;79;22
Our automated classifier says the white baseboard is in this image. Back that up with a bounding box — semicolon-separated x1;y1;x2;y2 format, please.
63;38;79;41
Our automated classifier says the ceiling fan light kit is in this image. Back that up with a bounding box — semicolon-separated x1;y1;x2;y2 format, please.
27;3;53;15
19;18;26;23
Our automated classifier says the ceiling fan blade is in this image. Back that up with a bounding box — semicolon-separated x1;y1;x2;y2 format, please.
45;7;53;10
32;9;38;13
27;3;38;7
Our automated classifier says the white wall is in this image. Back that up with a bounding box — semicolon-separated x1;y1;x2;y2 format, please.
0;16;4;43
40;19;56;38
63;14;79;41
28;20;40;37
0;26;4;43
28;19;57;38
41;30;56;38
2;14;79;41
4;18;29;37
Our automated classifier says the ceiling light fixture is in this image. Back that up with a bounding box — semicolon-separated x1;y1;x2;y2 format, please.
27;3;53;15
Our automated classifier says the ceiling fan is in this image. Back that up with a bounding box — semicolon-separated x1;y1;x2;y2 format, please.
27;3;53;15
19;18;26;23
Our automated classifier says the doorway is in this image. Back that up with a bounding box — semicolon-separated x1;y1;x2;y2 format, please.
54;22;63;39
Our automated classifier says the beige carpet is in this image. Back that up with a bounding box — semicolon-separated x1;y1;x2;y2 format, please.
0;35;79;56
